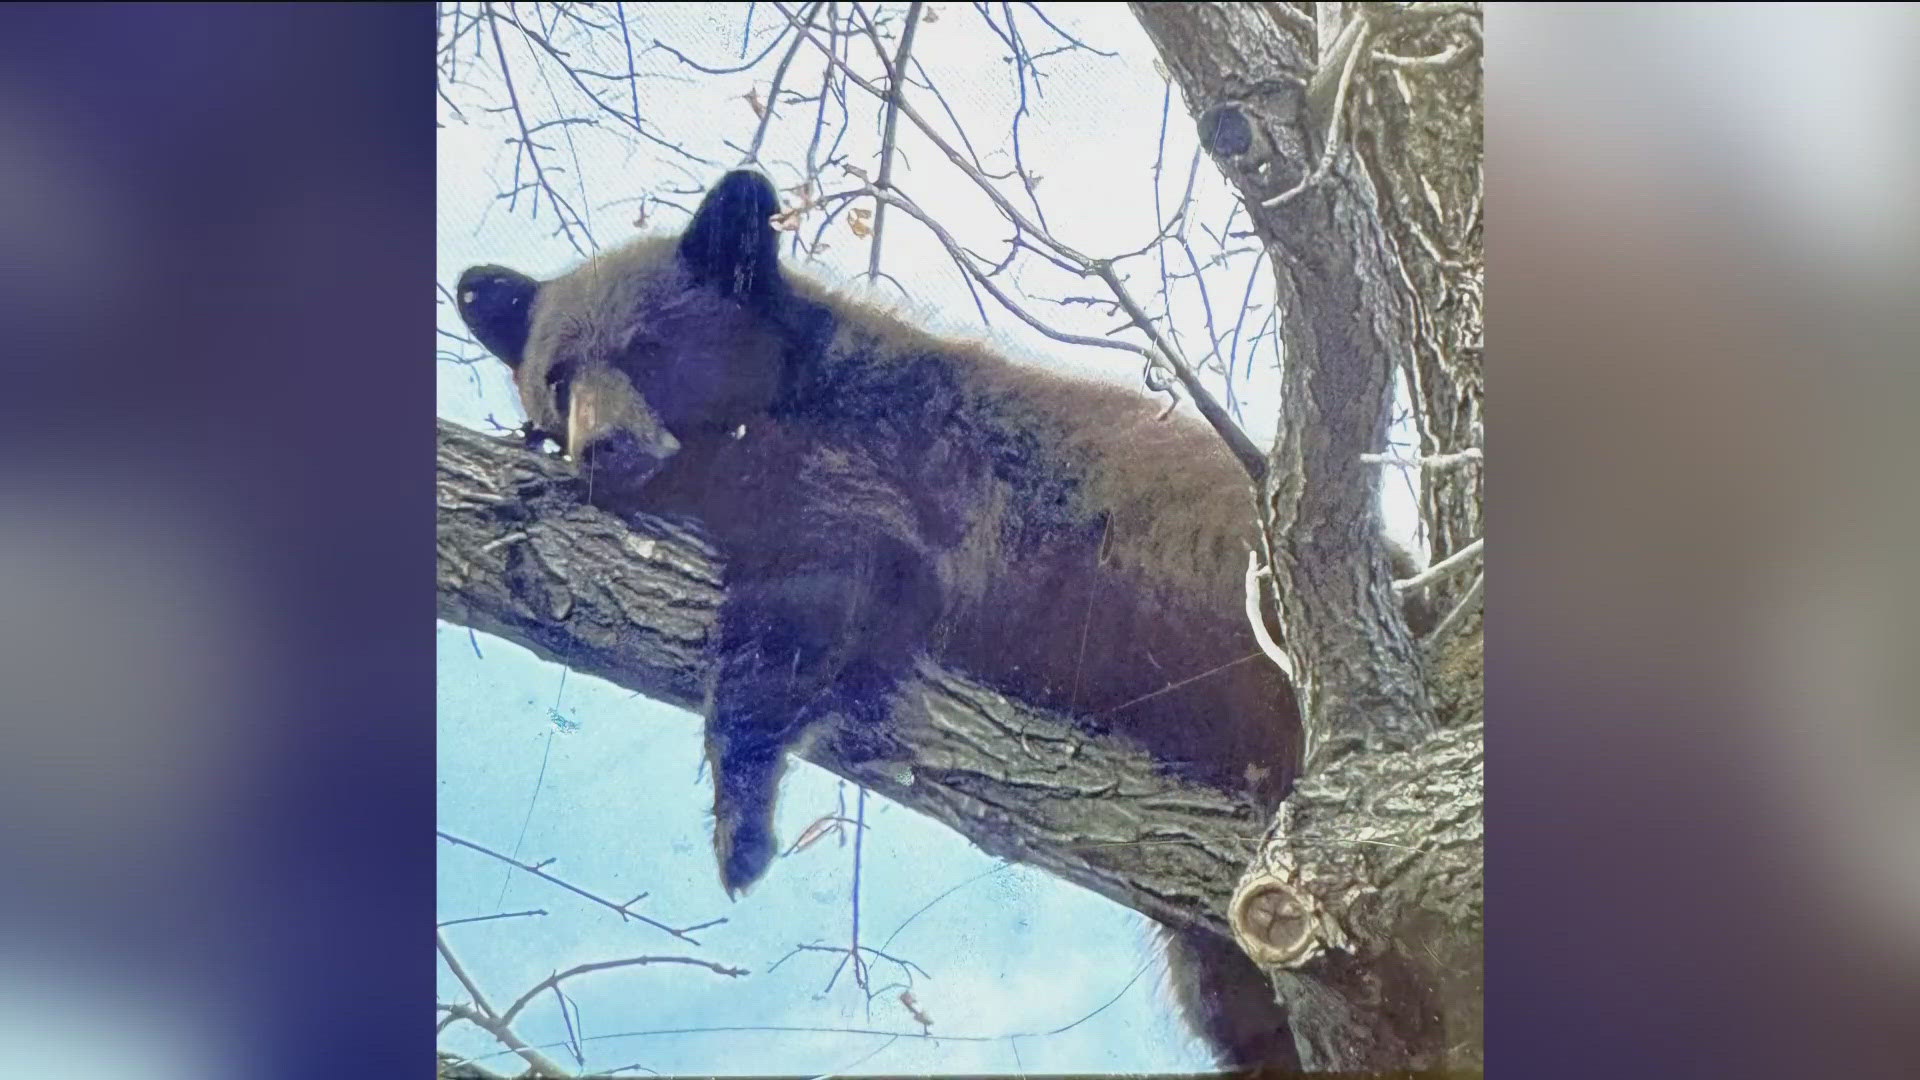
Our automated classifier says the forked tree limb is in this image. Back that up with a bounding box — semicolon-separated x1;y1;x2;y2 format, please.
1131;2;1482;1070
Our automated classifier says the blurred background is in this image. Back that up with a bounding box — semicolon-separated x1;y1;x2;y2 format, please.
1491;5;1920;1074
0;3;1914;1077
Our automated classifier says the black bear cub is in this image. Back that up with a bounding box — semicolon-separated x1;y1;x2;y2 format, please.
457;170;1410;1070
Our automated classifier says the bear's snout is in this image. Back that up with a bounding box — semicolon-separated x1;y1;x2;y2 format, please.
563;364;680;497
577;427;675;495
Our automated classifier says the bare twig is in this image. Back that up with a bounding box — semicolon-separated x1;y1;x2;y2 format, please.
1424;569;1483;649
773;2;1088;258
1087;258;1267;480
647;18;801;75
845;786;869;989
1262;17;1372;208
499;956;750;1028
773;2;1266;480
994;2;1054;233
437;829;725;943
1244;551;1293;679
439;908;549;929
824;186;1154;358
1012;0;1119;56
1395;536;1483;594
439;930;573;1078
770;940;931;989
485;3;594;256
1361;447;1483;471
800;2;846;189
866;2;924;279
743;1;823;164
438;930;502;1019
438;1001;572;1078
498;7;715;167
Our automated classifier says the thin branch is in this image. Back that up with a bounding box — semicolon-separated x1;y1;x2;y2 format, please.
845;786;870;988
438;930;572;1079
801;2;843;187
1245;551;1293;679
1395;537;1483;594
906;52;1003;177
1018;1;1119;57
439;908;549;929
826;186;1159;360
499;8;715;167
647;19;799;75
772;1;1089;260
438;1001;572;1079
867;1;924;279
743;1;822;164
774;1;1264;480
1361;447;1483;471
486;3;593;256
997;2;1054;234
437;829;725;943
616;3;640;123
438;930;502;1019
1424;569;1483;649
1262;18;1371;209
771;940;932;990
1154;144;1206;381
499;956;750;1029
1087;258;1268;481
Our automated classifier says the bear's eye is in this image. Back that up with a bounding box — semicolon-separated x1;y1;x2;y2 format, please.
545;359;578;419
545;361;577;417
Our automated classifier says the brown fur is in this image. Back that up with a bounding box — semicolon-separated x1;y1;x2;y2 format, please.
456;171;1425;1071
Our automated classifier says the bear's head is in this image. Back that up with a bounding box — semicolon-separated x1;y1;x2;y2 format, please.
455;170;795;496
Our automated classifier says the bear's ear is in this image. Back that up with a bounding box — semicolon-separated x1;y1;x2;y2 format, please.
678;170;782;305
456;265;540;369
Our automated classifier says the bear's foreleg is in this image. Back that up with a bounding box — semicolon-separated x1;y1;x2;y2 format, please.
703;526;940;897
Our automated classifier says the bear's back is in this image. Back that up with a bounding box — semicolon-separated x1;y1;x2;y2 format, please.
517;235;1300;810
781;278;1298;808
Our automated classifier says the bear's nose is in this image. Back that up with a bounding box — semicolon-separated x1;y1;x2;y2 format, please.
576;429;672;497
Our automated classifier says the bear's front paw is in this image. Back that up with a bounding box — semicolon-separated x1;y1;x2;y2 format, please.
715;814;776;899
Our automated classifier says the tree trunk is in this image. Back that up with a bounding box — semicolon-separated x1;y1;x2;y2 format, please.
1130;2;1483;1070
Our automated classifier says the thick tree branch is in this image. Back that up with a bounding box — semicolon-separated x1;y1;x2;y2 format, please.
438;418;1267;938
1230;684;1483;1070
1134;0;1439;783
1340;0;1486;601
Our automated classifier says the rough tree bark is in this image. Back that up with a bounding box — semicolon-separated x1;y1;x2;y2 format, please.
439;417;1272;938
1130;1;1483;1071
